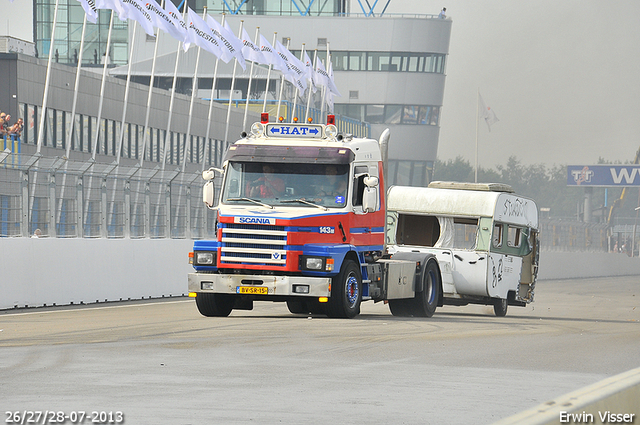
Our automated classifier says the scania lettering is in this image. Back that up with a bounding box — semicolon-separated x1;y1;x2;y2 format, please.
188;116;540;318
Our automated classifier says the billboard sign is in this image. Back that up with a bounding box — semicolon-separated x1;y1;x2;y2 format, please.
567;165;640;187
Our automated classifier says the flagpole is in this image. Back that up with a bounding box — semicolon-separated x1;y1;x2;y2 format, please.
275;38;290;121
91;11;115;160
262;32;277;115
475;89;479;183
116;21;139;165
161;0;188;169
243;26;260;130
290;43;305;123
140;2;165;168
223;20;244;146
202;14;225;171
66;14;87;157
304;49;317;122
181;7;207;173
36;0;60;154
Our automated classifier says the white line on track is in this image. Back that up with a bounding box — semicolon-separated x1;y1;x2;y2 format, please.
0;299;193;317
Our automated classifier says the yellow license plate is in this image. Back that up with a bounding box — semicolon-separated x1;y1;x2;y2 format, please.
236;286;268;295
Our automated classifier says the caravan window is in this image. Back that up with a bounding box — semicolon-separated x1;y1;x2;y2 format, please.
507;225;522;248
492;223;503;248
452;218;478;250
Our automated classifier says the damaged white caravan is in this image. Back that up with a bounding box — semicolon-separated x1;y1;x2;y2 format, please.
386;181;539;317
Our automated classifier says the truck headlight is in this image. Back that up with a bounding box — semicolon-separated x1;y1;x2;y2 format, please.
305;257;324;270
300;256;333;271
194;251;216;266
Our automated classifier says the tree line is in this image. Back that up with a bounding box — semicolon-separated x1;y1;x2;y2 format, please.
432;156;640;221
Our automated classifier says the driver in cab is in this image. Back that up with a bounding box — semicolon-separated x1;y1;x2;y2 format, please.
248;164;285;198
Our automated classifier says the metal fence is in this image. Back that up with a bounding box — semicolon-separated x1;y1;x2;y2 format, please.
0;150;217;239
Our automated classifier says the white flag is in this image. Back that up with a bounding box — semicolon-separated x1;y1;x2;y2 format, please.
315;58;341;97
185;8;223;57
76;0;98;24
241;28;266;65
163;0;189;48
121;0;156;36
275;40;307;93
95;0;127;21
206;16;246;69
479;93;499;131
145;0;185;43
259;34;288;74
326;60;336;112
303;51;316;93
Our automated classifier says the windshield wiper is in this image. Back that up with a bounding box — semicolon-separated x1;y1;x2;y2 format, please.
226;197;274;209
281;199;328;211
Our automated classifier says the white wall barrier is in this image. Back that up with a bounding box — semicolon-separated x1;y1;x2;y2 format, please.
1;238;193;309
538;251;640;280
2;239;640;310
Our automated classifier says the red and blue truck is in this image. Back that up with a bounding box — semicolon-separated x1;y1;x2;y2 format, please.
187;115;539;318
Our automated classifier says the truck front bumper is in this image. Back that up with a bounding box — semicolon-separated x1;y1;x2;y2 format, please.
188;273;331;297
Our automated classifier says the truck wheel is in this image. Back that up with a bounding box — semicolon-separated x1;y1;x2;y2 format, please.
388;299;412;317
286;300;309;314
412;260;440;317
195;293;234;317
493;298;508;317
326;260;362;318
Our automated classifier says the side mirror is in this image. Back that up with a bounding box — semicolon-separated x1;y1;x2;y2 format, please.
363;176;379;188
203;167;223;181
203;181;216;208
362;176;379;213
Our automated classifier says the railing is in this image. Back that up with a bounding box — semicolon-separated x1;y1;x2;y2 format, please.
0;150;217;239
539;217;640;254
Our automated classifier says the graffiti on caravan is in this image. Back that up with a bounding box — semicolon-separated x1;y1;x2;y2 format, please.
502;198;529;220
567;165;640;187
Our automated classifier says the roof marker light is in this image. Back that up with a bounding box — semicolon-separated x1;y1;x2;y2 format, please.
260;113;269;124
307;117;313;123
326;114;335;125
279;116;284;122
293;117;299;123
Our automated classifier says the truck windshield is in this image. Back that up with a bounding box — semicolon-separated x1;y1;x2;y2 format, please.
222;162;350;208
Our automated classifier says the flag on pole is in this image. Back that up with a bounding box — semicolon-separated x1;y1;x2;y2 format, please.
185;8;223;57
259;34;288;74
95;0;127;21
479;93;499;131
303;51;316;93
326;60;336;112
275;39;307;93
206;16;246;69
315;58;341;97
121;0;156;36
241;28;266;65
145;0;186;42
164;0;187;37
76;0;98;24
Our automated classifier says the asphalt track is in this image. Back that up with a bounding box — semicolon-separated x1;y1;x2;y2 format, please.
1;276;639;425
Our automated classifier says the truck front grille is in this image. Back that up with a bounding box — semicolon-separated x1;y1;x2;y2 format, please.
220;223;287;266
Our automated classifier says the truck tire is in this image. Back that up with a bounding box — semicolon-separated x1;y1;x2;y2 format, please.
286;299;309;314
195;293;234;317
388;299;413;317
326;259;362;318
493;298;508;317
411;260;440;317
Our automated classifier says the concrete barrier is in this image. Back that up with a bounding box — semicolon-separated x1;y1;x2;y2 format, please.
0;238;193;310
2;239;640;310
493;366;640;425
538;251;640;280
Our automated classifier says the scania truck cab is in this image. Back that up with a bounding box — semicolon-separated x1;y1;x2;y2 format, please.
188;116;390;318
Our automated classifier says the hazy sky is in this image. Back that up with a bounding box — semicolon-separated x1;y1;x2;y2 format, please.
385;0;640;169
